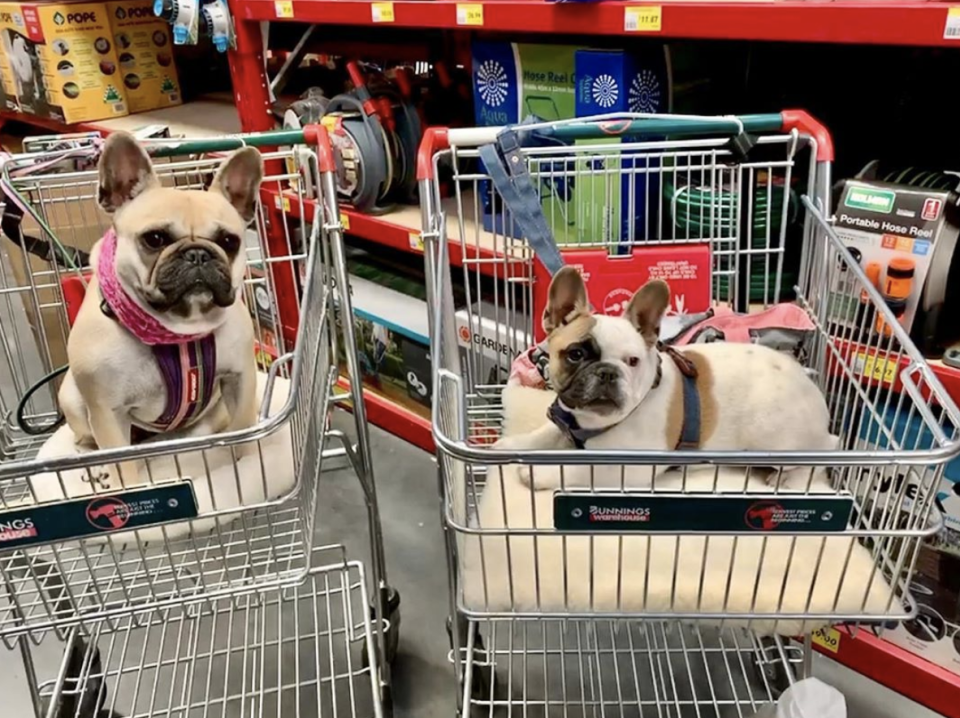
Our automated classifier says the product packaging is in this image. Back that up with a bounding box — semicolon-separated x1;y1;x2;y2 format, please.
107;0;181;112
574;47;672;249
833;180;958;348
471;40;579;240
884;545;960;677
0;1;129;124
0;4;23;111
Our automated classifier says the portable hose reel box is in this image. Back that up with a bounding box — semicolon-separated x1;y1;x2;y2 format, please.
834;170;960;359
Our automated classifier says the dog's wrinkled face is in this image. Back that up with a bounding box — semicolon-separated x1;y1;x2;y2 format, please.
96;132;263;333
543;267;670;429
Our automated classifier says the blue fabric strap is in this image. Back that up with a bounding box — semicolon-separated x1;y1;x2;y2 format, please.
478;129;565;276
547;399;608;450
676;371;701;450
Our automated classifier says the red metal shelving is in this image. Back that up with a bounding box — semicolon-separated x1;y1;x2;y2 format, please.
235;0;960;47
814;627;960;718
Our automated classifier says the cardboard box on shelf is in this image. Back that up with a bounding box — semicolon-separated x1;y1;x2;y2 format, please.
106;0;181;113
471;41;580;242
0;3;24;112
1;1;128;124
574;47;672;249
833;180;955;340
885;545;960;677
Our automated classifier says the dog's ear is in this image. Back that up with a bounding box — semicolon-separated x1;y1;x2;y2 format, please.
210;147;264;224
543;266;589;335
97;131;158;213
625;279;670;344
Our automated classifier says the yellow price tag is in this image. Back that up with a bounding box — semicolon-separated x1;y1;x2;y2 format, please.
945;7;960;39
624;5;662;32
409;233;425;252
857;352;897;384
274;0;293;18
371;2;395;22
811;626;841;653
456;3;484;26
340;212;351;231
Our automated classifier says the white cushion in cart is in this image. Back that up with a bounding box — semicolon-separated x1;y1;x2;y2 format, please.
23;373;296;544
459;385;897;637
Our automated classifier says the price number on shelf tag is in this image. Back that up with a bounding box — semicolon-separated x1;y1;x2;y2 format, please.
339;213;351;231
409;233;424;252
811;626;841;653
456;3;484;26
945;7;960;39
274;0;293;18
371;2;395;22
624;5;662;32
855;352;897;384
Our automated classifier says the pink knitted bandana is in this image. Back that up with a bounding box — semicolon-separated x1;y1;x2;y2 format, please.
97;228;207;345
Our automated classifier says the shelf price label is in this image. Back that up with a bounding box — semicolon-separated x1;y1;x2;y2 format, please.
339;212;351;231
624;5;662;33
274;0;293;18
371;2;395;22
409;233;425;252
456;3;484;26
855;352;897;384
811;626;841;653
945;7;960;39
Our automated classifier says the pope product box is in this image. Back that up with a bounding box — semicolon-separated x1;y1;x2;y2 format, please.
2;1;128;123
106;0;181;113
574;47;672;249
0;4;24;111
472;41;580;242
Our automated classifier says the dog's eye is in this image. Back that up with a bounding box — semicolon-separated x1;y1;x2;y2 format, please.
217;233;241;254
140;230;172;250
627;356;640;367
566;348;585;363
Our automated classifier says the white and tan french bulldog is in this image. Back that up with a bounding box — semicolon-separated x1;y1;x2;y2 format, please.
57;131;262;487
494;266;838;490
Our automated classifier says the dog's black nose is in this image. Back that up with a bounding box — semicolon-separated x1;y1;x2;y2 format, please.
182;247;213;265
596;366;619;384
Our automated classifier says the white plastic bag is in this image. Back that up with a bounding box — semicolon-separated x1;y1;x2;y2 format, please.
750;678;847;718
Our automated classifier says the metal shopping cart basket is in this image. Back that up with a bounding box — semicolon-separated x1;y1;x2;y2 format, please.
418;112;960;716
0;127;396;717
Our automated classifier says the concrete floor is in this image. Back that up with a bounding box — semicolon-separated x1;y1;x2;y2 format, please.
4;417;945;718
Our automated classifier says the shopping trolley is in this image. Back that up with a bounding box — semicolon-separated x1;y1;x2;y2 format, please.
0;127;396;716
418;113;960;716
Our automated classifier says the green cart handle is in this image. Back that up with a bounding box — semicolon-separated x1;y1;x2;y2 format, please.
145;124;337;173
416;109;832;181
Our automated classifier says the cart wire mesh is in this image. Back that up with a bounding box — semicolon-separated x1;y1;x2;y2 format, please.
40;549;383;718
0;139;335;642
423;117;960;628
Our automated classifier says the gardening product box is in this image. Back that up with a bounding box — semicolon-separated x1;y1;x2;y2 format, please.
106;0;181;113
0;4;23;111
0;1;129;123
574;47;672;250
884;545;960;677
455;302;531;387
833;180;957;345
471;40;579;241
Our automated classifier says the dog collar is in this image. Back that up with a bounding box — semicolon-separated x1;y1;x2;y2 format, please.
97;228;208;346
548;347;701;450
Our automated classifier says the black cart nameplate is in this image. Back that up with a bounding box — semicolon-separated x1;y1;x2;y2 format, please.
554;493;854;533
0;483;199;549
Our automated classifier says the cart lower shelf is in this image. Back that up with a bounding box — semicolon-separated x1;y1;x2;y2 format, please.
459;618;797;718
41;555;383;718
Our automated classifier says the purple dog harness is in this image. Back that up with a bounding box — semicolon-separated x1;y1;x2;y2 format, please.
97;228;217;434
